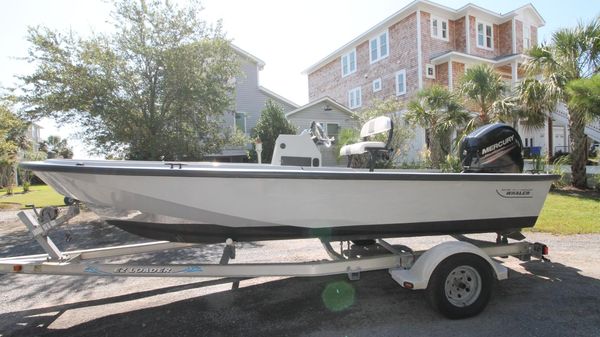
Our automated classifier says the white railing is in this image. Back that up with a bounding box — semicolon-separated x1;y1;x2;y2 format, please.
552;103;600;142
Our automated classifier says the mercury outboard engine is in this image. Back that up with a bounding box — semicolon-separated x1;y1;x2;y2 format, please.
460;123;524;173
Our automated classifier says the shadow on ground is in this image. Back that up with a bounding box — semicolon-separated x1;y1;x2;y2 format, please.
3;259;600;337
0;214;261;325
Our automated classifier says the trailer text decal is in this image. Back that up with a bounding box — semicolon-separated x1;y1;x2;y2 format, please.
114;267;174;274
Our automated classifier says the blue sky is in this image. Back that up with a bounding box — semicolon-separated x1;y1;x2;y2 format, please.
0;0;597;157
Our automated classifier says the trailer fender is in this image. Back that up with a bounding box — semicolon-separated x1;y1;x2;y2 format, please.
389;241;508;290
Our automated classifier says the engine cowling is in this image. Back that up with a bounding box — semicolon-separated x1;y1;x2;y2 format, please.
460;123;524;173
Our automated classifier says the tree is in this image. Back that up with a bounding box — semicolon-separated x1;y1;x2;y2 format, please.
40;135;74;159
405;85;470;168
459;64;508;126
252;100;296;163
523;17;600;188
566;73;600;114
0;104;28;191
18;0;239;161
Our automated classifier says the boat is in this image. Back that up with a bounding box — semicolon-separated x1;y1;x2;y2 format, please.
19;120;557;244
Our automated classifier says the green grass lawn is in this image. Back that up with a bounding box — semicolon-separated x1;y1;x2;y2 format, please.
0;185;66;209
532;190;600;235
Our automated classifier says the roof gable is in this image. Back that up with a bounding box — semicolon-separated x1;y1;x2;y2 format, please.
232;44;266;70
286;96;354;118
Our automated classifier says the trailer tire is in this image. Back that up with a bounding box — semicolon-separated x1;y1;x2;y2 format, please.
426;253;493;319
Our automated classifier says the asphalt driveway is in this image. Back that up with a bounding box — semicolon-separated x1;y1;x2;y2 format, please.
1;211;599;337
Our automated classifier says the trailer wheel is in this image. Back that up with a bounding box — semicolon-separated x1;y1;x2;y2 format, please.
426;253;493;319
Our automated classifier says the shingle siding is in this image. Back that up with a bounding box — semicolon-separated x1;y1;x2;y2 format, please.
498;21;513;55
515;20;524;54
308;13;419;110
454;17;467;53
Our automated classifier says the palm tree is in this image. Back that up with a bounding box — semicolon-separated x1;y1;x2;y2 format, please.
405;85;470;168
522;17;600;188
459;64;507;126
42;135;74;159
566;73;600;114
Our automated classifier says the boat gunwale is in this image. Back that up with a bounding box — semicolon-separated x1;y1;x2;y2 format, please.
20;161;560;182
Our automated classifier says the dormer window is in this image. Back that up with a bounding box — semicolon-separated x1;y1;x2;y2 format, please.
431;16;448;41
341;49;356;77
370;30;389;64
477;20;493;49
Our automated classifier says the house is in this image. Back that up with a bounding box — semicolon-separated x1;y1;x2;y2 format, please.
286;96;357;166
303;0;594;160
206;45;299;162
27;123;42;152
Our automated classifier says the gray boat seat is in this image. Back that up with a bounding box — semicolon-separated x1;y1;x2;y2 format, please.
339;116;394;171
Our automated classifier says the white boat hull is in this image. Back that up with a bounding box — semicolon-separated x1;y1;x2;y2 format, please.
23;160;556;243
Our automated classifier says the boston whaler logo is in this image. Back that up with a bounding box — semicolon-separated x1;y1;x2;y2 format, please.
496;188;533;199
481;135;514;156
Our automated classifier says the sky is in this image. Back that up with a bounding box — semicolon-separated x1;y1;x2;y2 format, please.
0;0;598;158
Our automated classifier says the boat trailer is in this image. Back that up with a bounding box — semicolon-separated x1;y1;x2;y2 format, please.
0;205;548;319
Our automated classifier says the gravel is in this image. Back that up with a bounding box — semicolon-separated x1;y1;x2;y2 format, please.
0;211;599;337
0;210;20;223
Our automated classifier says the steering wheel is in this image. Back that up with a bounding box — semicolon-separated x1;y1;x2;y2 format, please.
310;122;332;148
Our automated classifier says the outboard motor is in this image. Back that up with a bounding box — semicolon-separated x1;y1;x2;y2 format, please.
460;123;524;173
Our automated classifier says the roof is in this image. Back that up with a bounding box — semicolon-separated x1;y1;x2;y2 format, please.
430;51;526;66
303;0;545;75
231;44;266;70
285;96;354;118
259;86;299;109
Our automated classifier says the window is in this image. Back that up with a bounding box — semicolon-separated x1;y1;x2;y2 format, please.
372;78;382;92
477;21;493;49
317;123;340;143
523;24;531;50
325;123;339;142
370;31;389;63
341;49;356;77
235;112;247;134
395;69;407;96
425;64;435;79
348;87;362;109
431;16;448;41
